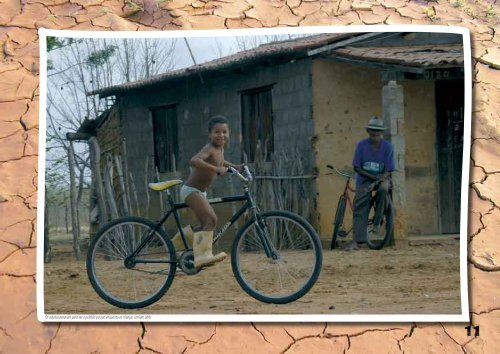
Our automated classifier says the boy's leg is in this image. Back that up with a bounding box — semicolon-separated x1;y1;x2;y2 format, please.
185;192;217;230
171;225;194;252
184;192;226;268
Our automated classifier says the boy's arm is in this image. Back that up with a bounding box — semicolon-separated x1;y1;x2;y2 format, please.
190;146;226;175
223;160;243;171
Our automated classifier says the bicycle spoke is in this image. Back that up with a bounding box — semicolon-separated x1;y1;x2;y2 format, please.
233;212;321;303
88;219;175;308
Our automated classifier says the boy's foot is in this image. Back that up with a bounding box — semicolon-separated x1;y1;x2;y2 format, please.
344;241;360;251
193;231;227;269
195;252;226;269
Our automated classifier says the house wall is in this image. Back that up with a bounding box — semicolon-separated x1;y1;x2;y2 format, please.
403;80;439;235
96;106;122;154
311;59;383;239
312;59;439;238
92;105;123;236
117;59;317;247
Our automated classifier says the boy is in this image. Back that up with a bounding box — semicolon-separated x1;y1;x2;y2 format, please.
177;115;241;268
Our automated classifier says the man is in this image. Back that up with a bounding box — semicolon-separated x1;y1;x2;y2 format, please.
345;116;395;251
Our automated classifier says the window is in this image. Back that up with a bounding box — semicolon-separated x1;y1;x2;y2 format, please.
241;86;274;162
152;105;178;173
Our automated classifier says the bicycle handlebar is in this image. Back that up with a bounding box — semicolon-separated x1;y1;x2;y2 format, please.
326;164;354;179
227;165;253;183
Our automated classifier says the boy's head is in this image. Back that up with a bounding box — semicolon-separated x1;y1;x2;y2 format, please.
207;115;230;147
208;115;229;132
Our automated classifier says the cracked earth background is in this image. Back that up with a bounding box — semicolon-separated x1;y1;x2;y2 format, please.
1;0;499;352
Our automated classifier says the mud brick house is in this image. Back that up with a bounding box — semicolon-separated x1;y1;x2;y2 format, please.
76;32;465;243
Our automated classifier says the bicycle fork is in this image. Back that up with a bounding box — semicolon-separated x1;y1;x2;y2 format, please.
253;213;280;260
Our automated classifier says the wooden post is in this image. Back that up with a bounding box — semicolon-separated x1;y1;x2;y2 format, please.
64;202;69;233
228;176;238;230
382;79;406;246
155;166;164;216
115;155;130;217
145;156;151;217
104;154;119;221
68;141;81;260
129;171;140;216
121;139;133;215
44;194;51;263
89;137;108;230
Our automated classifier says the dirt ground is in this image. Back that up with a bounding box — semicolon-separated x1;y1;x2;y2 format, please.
43;236;462;316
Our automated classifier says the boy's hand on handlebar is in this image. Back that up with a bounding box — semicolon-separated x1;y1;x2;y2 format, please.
216;166;228;176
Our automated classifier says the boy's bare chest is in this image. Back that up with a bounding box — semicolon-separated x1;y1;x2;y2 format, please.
207;150;224;166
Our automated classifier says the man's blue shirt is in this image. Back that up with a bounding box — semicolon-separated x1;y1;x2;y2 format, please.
352;138;395;188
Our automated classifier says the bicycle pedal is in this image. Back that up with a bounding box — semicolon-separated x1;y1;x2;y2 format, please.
338;230;347;238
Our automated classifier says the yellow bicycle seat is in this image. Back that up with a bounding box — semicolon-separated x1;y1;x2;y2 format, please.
148;179;183;191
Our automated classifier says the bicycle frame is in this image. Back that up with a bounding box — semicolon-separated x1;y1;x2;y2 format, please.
341;176;355;212
328;164;394;247
327;165;355;215
170;191;256;248
327;165;356;240
128;177;277;263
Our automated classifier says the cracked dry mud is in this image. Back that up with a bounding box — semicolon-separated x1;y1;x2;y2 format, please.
1;0;500;352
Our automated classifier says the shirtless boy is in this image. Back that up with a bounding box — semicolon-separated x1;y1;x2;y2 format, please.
178;115;241;268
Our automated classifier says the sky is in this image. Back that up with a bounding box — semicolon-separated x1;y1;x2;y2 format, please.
180;37;235;66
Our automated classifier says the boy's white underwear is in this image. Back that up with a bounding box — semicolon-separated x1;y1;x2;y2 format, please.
180;185;207;203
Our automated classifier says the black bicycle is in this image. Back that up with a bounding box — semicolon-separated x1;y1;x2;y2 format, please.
86;166;322;309
327;164;394;250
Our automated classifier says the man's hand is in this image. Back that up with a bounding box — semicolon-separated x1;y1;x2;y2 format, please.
377;172;391;181
354;166;378;181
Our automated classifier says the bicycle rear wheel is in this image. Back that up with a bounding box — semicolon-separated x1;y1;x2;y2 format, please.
231;211;322;304
331;195;347;249
86;216;176;309
366;198;393;250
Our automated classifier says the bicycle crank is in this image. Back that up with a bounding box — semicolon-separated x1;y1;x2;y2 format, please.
178;250;200;276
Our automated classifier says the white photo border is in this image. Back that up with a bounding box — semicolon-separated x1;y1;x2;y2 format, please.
37;25;471;323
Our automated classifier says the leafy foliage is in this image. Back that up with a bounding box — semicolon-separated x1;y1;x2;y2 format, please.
47;37;66;52
86;45;118;67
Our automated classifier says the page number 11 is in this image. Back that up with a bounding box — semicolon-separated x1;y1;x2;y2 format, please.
465;325;479;337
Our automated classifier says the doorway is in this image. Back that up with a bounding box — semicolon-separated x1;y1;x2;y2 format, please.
435;79;464;234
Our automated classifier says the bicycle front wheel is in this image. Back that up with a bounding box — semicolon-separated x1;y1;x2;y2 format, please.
86;216;176;309
366;198;394;250
331;195;347;249
231;211;322;304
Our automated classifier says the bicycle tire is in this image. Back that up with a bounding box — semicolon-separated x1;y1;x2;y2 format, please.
366;198;394;250
331;195;347;249
231;210;322;304
86;216;176;309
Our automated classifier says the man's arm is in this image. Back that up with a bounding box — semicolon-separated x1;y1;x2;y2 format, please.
354;166;379;181
353;142;381;181
379;142;395;180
